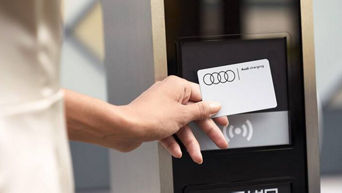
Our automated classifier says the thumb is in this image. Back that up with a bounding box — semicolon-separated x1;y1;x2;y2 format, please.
185;101;221;121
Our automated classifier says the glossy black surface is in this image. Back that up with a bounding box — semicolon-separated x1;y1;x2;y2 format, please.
163;0;307;193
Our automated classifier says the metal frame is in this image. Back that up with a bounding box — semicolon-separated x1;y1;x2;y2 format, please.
102;0;171;192
300;0;321;192
150;0;174;192
150;0;168;81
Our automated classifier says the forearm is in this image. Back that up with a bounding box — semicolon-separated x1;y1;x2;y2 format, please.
62;76;227;164
63;89;140;151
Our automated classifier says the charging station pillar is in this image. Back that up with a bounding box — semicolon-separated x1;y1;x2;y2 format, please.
103;0;319;193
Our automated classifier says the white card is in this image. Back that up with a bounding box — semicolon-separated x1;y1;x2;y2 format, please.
197;59;277;117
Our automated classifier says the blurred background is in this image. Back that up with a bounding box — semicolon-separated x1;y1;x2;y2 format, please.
61;1;108;193
60;0;342;192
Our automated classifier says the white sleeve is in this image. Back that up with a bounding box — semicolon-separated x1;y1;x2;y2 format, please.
0;1;74;192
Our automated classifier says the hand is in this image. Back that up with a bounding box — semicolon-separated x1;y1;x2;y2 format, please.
65;76;228;164
120;76;229;164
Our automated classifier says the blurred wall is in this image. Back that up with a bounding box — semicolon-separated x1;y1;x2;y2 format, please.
314;0;342;103
61;0;110;192
320;110;342;174
313;0;342;176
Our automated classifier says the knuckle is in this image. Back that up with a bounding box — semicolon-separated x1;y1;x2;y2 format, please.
117;147;131;153
196;103;208;120
152;81;161;87
166;75;187;86
117;144;140;152
163;139;173;149
166;75;180;82
176;127;186;137
184;138;195;148
182;84;192;103
205;126;215;136
184;83;192;94
165;75;189;95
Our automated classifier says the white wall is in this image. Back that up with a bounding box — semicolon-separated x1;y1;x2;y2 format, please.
313;0;342;103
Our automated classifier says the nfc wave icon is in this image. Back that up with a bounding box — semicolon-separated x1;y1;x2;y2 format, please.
223;120;253;142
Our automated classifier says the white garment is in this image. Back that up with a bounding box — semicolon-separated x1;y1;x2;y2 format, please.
0;1;74;192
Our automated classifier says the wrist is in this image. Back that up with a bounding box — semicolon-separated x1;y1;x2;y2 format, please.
64;89;143;151
116;104;148;141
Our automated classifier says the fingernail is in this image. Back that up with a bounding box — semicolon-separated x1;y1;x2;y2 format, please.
221;125;229;149
219;135;229;149
175;149;182;158
209;102;221;110
225;120;229;128
223;140;229;149
208;102;221;117
197;154;203;165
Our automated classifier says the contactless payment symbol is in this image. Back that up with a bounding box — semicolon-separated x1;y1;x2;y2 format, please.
223;120;253;142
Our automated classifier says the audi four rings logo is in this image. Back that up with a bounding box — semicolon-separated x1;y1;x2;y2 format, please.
203;69;240;86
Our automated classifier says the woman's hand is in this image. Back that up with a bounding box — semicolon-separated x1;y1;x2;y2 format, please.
65;76;228;164
121;76;228;164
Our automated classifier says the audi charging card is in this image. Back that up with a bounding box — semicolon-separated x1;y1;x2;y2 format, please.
197;59;277;117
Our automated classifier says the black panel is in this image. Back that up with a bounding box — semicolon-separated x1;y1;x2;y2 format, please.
163;0;307;193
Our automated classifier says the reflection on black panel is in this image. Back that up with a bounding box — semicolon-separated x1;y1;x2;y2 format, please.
164;0;300;75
